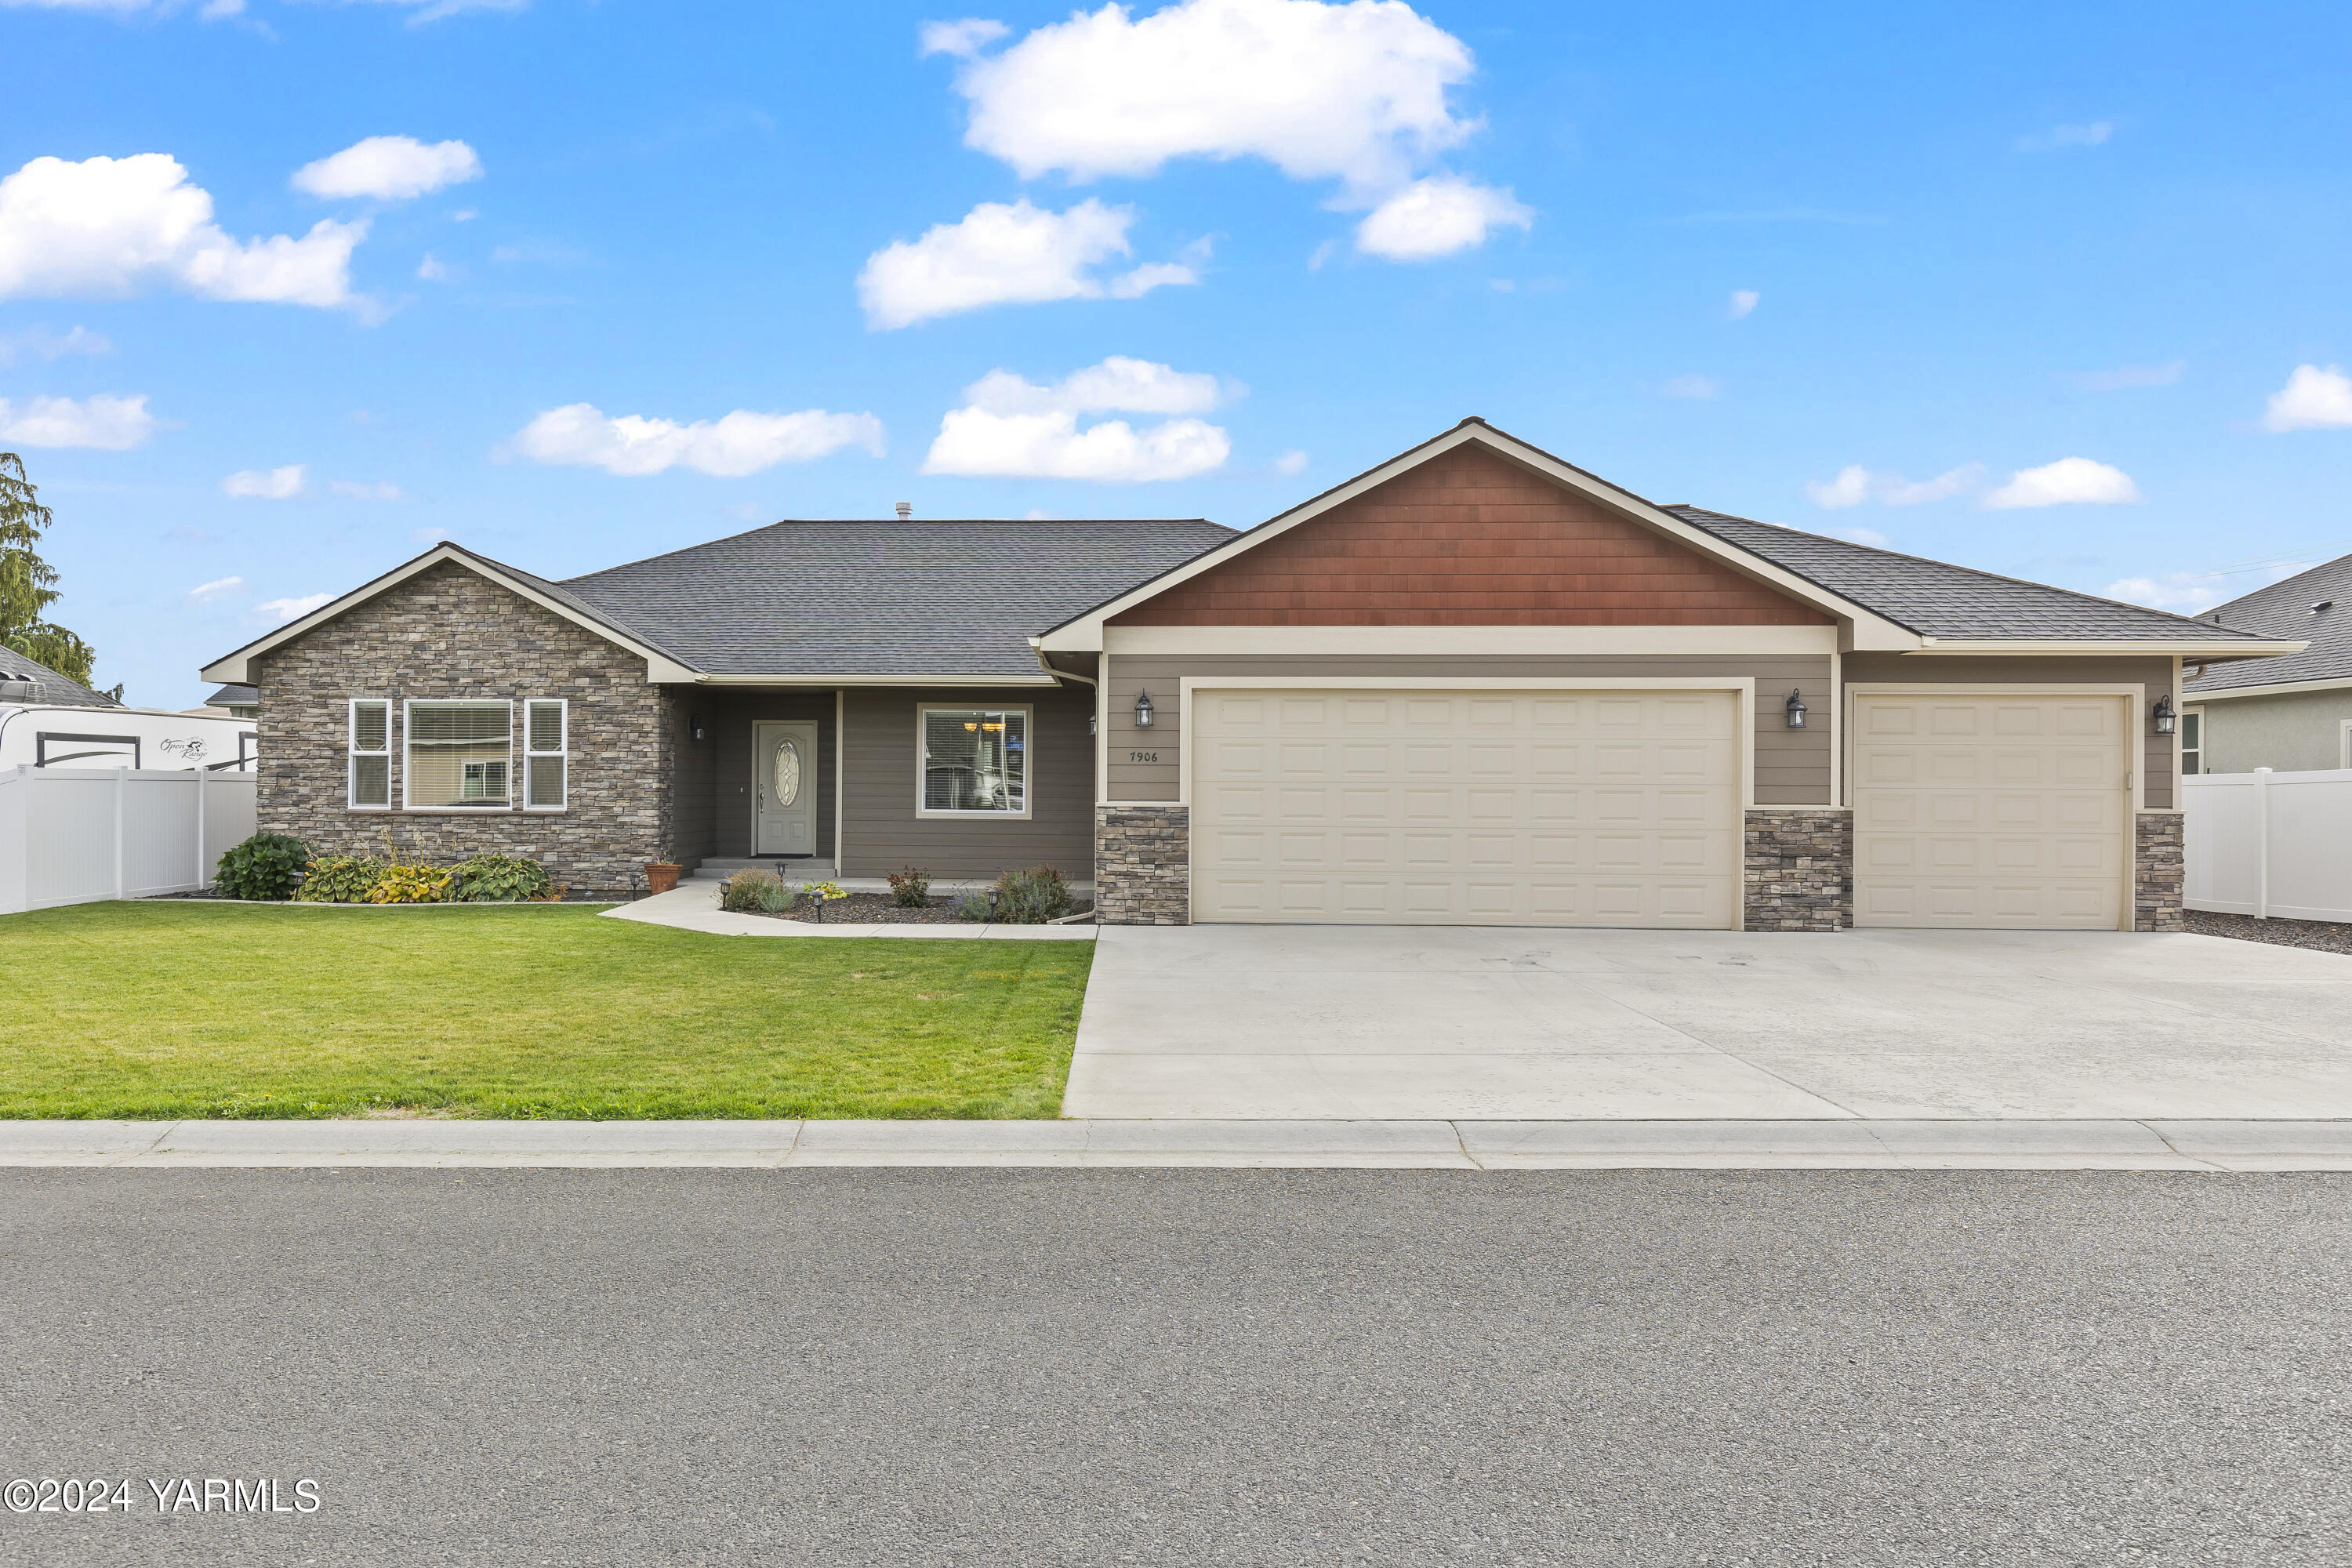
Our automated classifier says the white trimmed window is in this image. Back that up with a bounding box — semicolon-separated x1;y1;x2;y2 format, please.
2181;710;2202;777
524;699;567;810
405;700;513;809
919;705;1029;817
349;699;390;809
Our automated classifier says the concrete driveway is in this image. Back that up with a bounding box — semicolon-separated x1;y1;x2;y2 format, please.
1063;925;2352;1120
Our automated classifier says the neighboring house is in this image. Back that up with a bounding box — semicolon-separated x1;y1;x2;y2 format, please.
200;684;260;720
199;419;2299;930
0;650;258;772
2180;554;2352;774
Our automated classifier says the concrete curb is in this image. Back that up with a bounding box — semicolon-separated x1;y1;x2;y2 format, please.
3;1120;2350;1170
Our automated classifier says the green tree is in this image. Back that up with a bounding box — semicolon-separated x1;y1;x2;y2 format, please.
0;452;118;702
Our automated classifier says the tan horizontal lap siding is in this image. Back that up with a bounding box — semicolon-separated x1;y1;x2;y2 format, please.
840;685;1094;882
1104;655;1833;805
1840;654;2176;809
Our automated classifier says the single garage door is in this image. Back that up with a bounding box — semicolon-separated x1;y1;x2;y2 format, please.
1851;692;2130;929
1191;687;1742;927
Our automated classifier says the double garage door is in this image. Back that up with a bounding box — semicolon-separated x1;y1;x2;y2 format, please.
1191;688;1743;927
1188;685;2135;931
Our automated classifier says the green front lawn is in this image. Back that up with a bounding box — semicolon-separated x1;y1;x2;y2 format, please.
1;902;1093;1120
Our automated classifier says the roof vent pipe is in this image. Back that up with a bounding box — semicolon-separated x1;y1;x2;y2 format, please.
895;502;913;520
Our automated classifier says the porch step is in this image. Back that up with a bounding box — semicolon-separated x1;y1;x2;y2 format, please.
688;857;830;881
682;858;1092;899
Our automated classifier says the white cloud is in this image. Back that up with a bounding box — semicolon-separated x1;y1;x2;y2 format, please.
331;478;406;500
1353;176;1530;260
951;0;1479;196
292;136;483;202
2263;364;2352;432
1805;463;1984;508
1984;457;2141;509
918;16;1008;56
1835;525;1890;548
511;404;885;477
857;198;1200;328
0;154;365;309
0;324;110;364
416;252;452;281
0;393;154;449
1274;448;1308;476
1663;374;1719;401
1727;289;1759;320
222;464;306;499
2069;361;2182;392
2104;574;2228;615
257;593;334;621
188;575;245;603
2016;121;2113;152
923;355;1232;481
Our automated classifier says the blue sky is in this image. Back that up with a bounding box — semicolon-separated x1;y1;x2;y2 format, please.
5;0;2350;706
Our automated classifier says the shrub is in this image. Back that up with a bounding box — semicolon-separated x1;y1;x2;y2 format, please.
956;891;993;923
299;856;385;903
722;869;794;914
368;862;456;904
885;866;932;907
993;866;1075;924
452;853;553;902
213;832;309;901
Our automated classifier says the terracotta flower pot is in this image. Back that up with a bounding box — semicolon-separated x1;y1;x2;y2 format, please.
644;862;682;895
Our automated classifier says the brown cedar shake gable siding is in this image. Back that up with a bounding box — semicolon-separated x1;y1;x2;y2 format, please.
252;560;673;893
1108;445;1834;627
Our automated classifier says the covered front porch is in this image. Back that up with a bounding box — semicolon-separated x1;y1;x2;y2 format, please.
662;683;1098;895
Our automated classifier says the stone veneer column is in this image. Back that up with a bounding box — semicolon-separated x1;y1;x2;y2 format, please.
1094;804;1189;925
1743;808;1852;932
2134;811;2184;932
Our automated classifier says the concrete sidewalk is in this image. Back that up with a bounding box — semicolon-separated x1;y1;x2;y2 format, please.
5;1119;2350;1170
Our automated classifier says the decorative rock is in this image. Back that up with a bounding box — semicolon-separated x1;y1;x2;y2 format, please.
1096;805;1189;925
1744;808;1851;931
2135;811;2184;932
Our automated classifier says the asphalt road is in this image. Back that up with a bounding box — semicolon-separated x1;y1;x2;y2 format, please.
3;1170;2348;1567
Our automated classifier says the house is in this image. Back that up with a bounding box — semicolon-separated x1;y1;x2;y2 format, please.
198;419;2299;930
2180;553;2352;774
0;649;257;771
198;684;260;720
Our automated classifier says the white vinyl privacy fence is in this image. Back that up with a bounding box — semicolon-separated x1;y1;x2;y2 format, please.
0;766;256;915
2183;768;2352;924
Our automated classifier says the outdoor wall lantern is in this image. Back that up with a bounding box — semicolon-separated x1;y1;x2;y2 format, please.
690;714;706;743
1133;690;1156;729
1784;688;1808;729
1089;713;1098;736
2152;694;2176;735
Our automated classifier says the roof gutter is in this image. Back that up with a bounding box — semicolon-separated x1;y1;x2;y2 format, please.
680;672;1059;688
1898;637;2308;658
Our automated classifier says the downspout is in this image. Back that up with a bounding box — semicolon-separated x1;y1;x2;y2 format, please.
1032;642;1101;804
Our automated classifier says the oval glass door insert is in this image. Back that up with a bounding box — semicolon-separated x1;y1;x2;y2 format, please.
773;739;801;808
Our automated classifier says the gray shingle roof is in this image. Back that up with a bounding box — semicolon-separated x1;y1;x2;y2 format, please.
560;519;1234;678
0;648;119;708
1667;507;2277;644
203;684;257;707
2182;552;2352;691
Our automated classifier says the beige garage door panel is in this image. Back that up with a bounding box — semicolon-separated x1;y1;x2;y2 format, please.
1852;695;2129;929
1192;688;1741;928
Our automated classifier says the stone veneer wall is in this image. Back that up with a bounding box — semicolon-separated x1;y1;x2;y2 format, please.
1743;808;1852;932
2134;811;2184;932
1095;804;1189;925
252;561;673;896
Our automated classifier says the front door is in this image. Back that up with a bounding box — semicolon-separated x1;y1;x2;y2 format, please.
753;720;819;857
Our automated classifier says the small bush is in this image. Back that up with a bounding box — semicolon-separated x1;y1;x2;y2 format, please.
213;832;309;901
956;891;993;923
299;856;385;903
993;866;1075;924
368;863;456;904
722;869;794;913
453;853;553;902
885;866;932;907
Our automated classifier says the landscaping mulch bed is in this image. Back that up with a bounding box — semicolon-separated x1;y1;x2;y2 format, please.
2185;909;2352;956
746;893;1093;927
